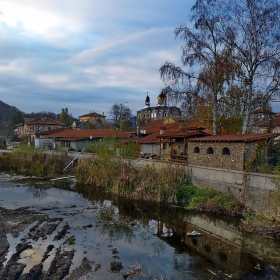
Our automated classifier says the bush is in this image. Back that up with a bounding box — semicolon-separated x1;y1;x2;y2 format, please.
0;145;71;177
177;183;242;215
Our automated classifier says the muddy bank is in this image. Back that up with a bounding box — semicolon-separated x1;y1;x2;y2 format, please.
0;207;74;279
0;175;156;280
0;205;144;280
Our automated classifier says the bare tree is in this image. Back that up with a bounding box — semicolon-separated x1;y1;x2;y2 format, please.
109;103;132;124
160;0;280;134
160;0;238;135
219;0;280;133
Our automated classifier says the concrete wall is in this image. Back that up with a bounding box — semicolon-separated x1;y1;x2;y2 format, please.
132;158;278;208
140;143;160;155
62;152;279;208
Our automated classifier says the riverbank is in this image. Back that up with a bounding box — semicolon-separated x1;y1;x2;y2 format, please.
1;145;280;241
1;174;280;279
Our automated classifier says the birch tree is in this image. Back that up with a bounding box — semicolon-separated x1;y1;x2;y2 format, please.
160;0;280;134
160;0;237;135
219;0;280;133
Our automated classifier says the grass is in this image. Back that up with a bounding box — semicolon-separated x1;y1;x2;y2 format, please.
0;144;71;177
177;183;244;215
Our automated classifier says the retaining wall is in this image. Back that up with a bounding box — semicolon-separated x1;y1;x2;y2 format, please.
133;158;278;208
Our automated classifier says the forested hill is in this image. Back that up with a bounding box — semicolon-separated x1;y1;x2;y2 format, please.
0;100;20;123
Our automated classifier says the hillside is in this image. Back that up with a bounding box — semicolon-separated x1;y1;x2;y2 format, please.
0;100;20;123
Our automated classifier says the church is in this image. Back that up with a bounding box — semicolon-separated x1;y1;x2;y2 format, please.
136;91;181;124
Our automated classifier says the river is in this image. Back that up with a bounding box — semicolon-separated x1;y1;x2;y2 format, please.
0;173;280;279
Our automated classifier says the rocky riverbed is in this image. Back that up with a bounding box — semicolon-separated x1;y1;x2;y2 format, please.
0;174;152;280
1;173;280;280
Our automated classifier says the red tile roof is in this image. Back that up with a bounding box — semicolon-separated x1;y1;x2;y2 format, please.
188;133;279;142
250;118;280;127
79;112;105;118
158;130;210;138
27;117;64;126
141;119;164;127
252;109;275;114
47;129;130;139
137;132;168;144
40;128;66;135
137;130;209;144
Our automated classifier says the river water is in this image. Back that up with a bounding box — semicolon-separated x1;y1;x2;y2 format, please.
1;174;280;279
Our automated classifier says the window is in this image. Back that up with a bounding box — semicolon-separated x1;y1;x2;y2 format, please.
207;147;214;154
194;147;200;153
222;147;230;155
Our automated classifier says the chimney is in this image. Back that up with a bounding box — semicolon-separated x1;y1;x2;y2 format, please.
160;126;166;134
102;112;104;116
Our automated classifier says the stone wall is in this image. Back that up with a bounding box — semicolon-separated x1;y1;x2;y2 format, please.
188;142;248;171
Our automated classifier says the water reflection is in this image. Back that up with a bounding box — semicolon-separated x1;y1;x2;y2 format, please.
72;182;280;278
12;177;280;279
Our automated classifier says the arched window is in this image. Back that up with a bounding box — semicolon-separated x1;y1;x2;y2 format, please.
207;147;214;154
222;147;230;155
194;147;200;153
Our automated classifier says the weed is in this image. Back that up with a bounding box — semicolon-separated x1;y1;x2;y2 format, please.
177;183;242;215
65;236;76;245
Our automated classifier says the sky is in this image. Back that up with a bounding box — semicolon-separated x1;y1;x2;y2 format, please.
0;0;197;118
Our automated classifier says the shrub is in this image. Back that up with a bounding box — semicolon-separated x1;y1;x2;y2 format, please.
177;183;242;215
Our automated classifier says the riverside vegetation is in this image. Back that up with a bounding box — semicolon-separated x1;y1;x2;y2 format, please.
2;139;280;238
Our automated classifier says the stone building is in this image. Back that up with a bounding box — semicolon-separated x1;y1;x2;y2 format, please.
187;133;279;171
136;92;181;124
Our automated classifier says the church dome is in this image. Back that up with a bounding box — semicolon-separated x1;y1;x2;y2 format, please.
157;91;167;106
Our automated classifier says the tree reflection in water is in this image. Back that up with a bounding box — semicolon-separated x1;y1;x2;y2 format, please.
26;186;49;200
97;202;136;243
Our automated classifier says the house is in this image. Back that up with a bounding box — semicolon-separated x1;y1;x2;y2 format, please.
250;108;275;124
16;117;65;143
71;120;95;130
78;112;106;125
187;133;279;171
43;129;130;151
135;118;209;160
136;92;181;124
247;108;280;133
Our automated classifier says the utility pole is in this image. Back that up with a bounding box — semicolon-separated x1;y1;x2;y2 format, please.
119;101;127;131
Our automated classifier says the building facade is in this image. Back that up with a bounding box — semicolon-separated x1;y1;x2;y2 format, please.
136;92;181;124
187;134;278;171
16;117;65;142
78;112;106;125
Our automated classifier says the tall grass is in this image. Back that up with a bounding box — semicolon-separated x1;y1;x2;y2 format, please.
76;138;189;202
0;145;71;177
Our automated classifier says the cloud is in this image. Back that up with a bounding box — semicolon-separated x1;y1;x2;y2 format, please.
0;0;196;117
